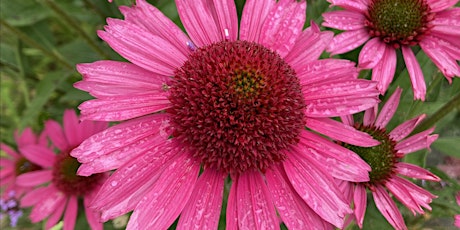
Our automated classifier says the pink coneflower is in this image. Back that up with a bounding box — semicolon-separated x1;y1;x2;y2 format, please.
16;110;108;230
456;191;460;228
338;88;440;230
323;0;460;101
1;128;46;198
72;0;382;228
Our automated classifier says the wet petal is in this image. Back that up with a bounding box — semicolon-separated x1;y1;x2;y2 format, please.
358;37;386;69
375;88;402;128
427;0;459;12
322;10;365;30
226;177;239;230
354;184;367;228
372;185;407;230
372;45;397;94
402;47;426;100
239;0;276;43
389;114;426;142
420;36;460;81
395;127;437;155
297;59;358;86
395;162;440;181
327;0;368;13
327;29;369;55
29;188;66;223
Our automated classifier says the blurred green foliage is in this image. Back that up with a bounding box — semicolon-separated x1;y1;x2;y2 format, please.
0;0;459;229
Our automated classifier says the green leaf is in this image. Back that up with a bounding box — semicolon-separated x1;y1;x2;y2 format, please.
432;137;460;158
0;0;51;26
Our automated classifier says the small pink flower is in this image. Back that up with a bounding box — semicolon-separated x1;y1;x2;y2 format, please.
338;88;440;230
17;110;108;230
323;0;460;101
1;128;47;198
72;0;382;228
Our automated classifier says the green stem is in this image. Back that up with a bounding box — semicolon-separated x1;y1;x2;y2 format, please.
412;92;460;134
1;19;73;69
39;0;111;59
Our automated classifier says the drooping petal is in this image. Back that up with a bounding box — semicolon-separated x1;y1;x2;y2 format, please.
29;188;66;223
120;0;191;56
372;45;397;94
239;0;276;43
285;22;334;69
63;196;78;230
72;114;171;175
258;0;307;57
326;29;369;55
426;0;459;12
353;184;367;228
284;149;352;228
375;88;402;128
98;19;187;76
402;47;426;100
45;120;69;152
176;0;237;47
322;10;365;30
78;94;170;122
235;171;279;230
363;106;378;126
358;37;387;69
327;0;369;13
75;61;170;98
297;59;358;86
372;185;407;230
126;154;200;230
431;8;460;27
303;79;380;117
420;36;460;81
93;141;182;222
385;178;424;215
20;186;49;207
395;127;437;155
265;164;334;229
386;177;437;214
19;145;55;168
16;170;52;187
395;162;440;181
226;177;239;230
177;169;225;230
306;117;379;147
389;114;426;142
45;199;66;230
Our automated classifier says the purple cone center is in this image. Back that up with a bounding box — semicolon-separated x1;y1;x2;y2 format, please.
52;152;103;196
366;0;434;48
169;40;306;175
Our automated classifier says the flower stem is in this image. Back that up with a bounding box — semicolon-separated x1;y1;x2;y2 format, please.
412;92;460;134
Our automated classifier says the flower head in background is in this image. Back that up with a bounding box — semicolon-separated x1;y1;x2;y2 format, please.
72;0;381;228
1;128;46;198
323;0;460;100
16;110;108;230
338;88;440;229
0;191;23;227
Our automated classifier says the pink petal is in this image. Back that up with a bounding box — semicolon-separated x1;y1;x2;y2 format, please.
226;177;238;230
354;184;367;228
0;158;13;168
45;198;66;229
239;0;276;43
303;79;380;117
63;196;78;230
327;0;368;13
176;0;237;47
285;22;334;68
177;169;225;230
297;59;358;86
235;171;279;230
295;132;371;182
99;19;187;76
358;37;387;69
126;154;200;230
420;36;460;80
0;168;14;186
395;162;440;181
45;120;69;151
16;170;52;187
363;106;378;126
19;145;55;168
427;34;460;60
427;0;459;12
78;120;108;143
432;8;460;26
341;115;354;126
0;143;19;159
386;177;437;213
29;188;66;223
284;149;352;228
372;185;407;230
94;142;182;222
375;88;402;128
389;114;426;142
395;127;437;155
85;191;104;230
71;114;171;175
121;0;191;56
265;164;333;229
78;93;170;122
306;117;379;147
63;110;81;149
322;10;365;30
402;46;426;100
20;186;50;207
327;29;369;55
259;0;307;57
75;61;170;98
385;178;423;215
372;45;397;94
15;128;37;146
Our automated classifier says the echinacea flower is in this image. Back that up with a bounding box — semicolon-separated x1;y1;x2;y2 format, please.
16;110;108;230
72;0;382;229
323;0;460;101
0;191;23;227
338;88;440;230
456;191;460;228
1;128;47;198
